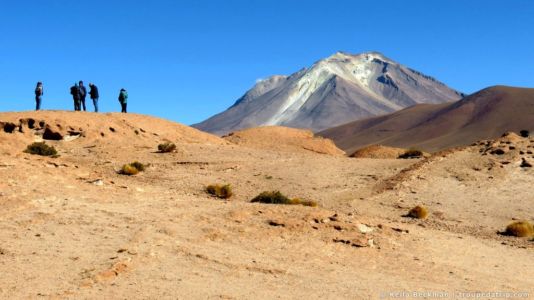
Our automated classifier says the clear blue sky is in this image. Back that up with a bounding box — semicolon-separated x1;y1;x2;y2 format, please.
1;0;533;125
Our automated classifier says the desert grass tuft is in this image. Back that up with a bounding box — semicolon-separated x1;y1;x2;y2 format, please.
206;184;233;199
158;142;177;153
24;142;58;157
129;161;146;172
120;161;146;175
407;205;428;219
505;221;534;237
291;198;319;207
251;191;317;207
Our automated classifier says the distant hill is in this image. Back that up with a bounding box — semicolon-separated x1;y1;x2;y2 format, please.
193;51;463;135
222;126;344;156
318;86;534;153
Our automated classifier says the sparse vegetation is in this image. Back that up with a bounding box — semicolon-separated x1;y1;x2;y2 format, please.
206;184;233;199
398;148;424;159
130;161;146;172
24;142;58;156
407;205;428;219
120;161;146;175
251;191;317;207
158;142;177;153
505;221;534;237
519;130;530;138
290;198;318;207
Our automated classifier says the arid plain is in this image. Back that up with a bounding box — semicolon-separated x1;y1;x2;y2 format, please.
1;111;532;299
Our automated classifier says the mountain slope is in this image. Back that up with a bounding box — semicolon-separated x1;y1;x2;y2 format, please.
194;51;463;135
318;86;534;153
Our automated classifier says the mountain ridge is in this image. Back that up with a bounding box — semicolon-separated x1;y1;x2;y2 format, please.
194;51;463;135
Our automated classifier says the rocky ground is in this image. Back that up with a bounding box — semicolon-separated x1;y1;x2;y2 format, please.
0;111;533;299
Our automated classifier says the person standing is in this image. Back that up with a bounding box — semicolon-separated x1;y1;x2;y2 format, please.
89;83;99;112
34;82;43;111
118;88;128;113
79;81;87;111
70;83;81;111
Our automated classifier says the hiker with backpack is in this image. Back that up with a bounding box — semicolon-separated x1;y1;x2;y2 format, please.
118;88;128;113
34;82;43;111
70;83;81;111
89;83;99;112
79;81;87;111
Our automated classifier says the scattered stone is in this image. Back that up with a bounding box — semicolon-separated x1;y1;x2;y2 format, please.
392;227;409;234
333;236;373;248
328;214;339;222
90;179;104;186
357;224;374;234
520;158;532;168
43;126;63;140
490;149;505;155
268;220;285;227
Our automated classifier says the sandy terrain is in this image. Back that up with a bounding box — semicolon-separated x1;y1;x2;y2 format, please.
1;111;533;299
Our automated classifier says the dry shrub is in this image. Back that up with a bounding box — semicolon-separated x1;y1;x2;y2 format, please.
158;142;176;153
291;198;318;207
407;205;428;219
398;148;424;159
130;161;146;172
24;142;58;156
206;184;233;199
505;221;534;237
251;191;317;207
120;161;146;175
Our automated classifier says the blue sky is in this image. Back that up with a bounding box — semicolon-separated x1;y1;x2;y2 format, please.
0;0;533;125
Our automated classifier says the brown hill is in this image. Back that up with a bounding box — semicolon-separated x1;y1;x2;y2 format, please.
318;86;534;153
350;144;407;159
0;111;225;152
223;126;345;156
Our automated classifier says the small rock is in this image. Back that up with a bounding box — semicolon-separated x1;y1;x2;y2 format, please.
350;237;370;248
268;220;285;227
357;224;374;234
90;179;104;186
520;158;532;168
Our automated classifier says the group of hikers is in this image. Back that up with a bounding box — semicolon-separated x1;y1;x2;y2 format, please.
34;81;128;113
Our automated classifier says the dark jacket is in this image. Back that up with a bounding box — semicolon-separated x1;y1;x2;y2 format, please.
70;85;81;100
35;85;43;96
79;85;87;99
119;90;128;103
89;85;99;99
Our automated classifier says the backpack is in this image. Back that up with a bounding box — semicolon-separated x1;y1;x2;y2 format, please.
119;91;127;102
79;86;86;97
35;86;43;96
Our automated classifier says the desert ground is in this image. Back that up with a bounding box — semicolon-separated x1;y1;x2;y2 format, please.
0;111;533;299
